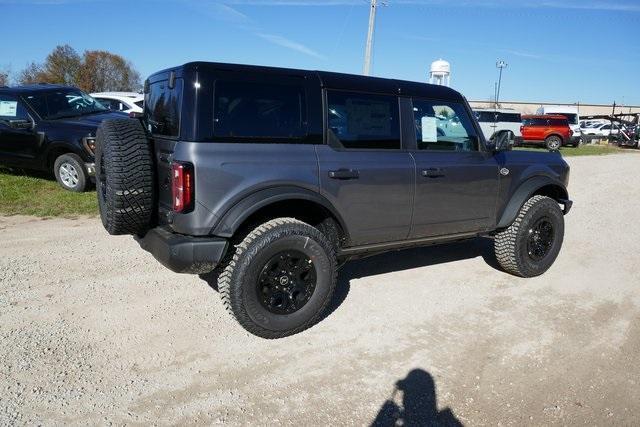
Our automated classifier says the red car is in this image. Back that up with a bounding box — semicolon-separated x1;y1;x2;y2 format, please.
520;115;573;150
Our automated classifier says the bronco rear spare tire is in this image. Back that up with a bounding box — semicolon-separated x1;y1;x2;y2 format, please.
95;119;155;235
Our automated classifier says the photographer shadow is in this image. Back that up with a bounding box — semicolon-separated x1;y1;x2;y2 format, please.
371;369;463;427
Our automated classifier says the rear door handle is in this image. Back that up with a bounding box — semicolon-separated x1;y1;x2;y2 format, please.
328;169;359;180
422;167;445;178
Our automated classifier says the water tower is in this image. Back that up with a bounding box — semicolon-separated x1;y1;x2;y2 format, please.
429;59;450;86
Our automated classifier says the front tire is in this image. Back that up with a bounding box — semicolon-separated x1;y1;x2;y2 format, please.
54;153;90;192
218;218;337;339
494;195;564;277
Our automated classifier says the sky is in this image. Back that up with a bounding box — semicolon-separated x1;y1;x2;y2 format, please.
1;0;639;105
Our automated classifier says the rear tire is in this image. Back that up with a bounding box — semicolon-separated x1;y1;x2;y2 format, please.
494;195;564;277
53;153;90;192
545;136;562;150
218;218;337;339
95;119;155;235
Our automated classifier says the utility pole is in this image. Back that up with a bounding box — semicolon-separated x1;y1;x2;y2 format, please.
363;0;378;76
495;60;507;108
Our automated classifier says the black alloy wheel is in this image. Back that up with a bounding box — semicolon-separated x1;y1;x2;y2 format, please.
257;250;317;315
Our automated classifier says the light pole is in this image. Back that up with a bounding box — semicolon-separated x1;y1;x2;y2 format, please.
495;60;507;108
363;0;378;76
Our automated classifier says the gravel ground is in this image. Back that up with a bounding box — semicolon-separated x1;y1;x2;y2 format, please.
1;153;639;425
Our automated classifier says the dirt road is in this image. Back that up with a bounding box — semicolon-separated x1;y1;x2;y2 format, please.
1;154;639;425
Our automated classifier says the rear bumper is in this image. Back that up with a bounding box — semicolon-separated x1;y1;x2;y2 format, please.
135;227;228;274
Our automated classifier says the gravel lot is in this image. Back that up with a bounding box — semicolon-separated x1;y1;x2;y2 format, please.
1;153;639;425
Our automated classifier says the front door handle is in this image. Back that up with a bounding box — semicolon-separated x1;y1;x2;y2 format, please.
422;167;445;178
329;169;359;180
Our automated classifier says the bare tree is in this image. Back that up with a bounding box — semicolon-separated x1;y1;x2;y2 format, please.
0;68;9;86
18;62;47;85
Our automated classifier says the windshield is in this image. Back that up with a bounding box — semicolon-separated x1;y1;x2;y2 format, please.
23;90;108;120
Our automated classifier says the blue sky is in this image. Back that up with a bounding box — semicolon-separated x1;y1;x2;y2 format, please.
1;0;639;105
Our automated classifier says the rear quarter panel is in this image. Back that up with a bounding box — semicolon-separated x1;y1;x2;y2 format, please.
167;142;319;235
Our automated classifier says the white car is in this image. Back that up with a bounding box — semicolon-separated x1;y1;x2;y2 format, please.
583;123;620;136
90;92;143;114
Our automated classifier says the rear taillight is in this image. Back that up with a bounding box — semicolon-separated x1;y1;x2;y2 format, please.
520;125;524;133
171;162;194;213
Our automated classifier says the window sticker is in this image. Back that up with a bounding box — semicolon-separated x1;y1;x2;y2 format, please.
0;100;18;117
421;116;437;142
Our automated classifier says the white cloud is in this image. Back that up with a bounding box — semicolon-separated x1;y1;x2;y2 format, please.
256;33;327;60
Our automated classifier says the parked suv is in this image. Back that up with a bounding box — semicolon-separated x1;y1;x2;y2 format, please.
95;62;572;338
521;115;573;150
0;84;126;191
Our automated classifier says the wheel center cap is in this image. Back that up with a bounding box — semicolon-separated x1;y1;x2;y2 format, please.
279;276;289;286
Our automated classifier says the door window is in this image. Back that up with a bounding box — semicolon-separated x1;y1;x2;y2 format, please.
326;90;400;149
412;99;478;151
0;94;31;122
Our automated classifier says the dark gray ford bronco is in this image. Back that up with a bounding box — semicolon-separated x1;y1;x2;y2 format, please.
96;62;572;338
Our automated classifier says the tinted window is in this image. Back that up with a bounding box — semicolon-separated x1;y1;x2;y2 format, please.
0;94;31;122
413;99;478;151
134;100;144;108
327;91;400;149
497;112;521;122
145;79;182;137
549;118;568;127
474;111;496;122
213;81;306;142
97;98;125;111
523;118;548;126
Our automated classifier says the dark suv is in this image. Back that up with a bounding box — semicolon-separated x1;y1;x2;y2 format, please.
95;62;572;338
0;84;126;191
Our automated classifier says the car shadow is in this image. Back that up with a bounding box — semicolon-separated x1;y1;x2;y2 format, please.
371;368;463;426
201;237;501;323
0;166;54;181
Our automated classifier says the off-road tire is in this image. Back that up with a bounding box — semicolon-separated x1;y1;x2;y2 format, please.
95;119;155;235
494;195;564;277
53;153;90;192
218;218;337;339
545;135;562;150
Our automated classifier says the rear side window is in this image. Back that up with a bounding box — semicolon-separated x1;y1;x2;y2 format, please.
549;118;568;127
497;112;521;122
474;111;496;122
523;118;548;126
327;90;400;150
145;79;183;137
213;81;307;142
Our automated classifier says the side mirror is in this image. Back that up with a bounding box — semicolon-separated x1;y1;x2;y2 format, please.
491;130;515;152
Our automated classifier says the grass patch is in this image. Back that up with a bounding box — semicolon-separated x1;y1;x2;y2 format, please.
515;144;633;156
0;168;97;217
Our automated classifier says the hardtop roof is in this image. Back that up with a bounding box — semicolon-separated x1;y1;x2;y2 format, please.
148;61;465;101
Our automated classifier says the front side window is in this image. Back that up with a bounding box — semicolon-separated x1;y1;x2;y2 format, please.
412;99;478;151
327;91;400;149
214;80;306;142
23;90;107;120
0;94;31;122
523;118;548;127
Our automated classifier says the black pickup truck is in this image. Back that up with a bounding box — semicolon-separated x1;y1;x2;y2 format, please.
95;62;572;338
0;84;126;191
